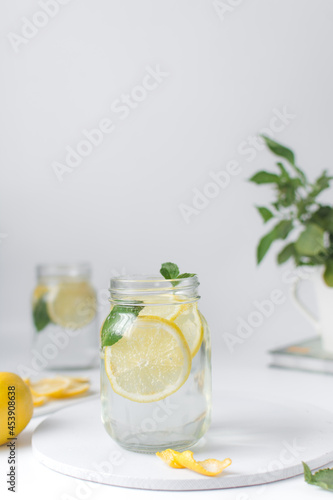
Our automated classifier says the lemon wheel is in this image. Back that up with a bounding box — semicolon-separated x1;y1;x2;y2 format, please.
47;281;96;329
28;376;71;397
139;295;182;320
104;316;192;403
172;303;204;358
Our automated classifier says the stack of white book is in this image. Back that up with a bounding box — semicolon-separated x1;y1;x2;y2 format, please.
269;337;333;375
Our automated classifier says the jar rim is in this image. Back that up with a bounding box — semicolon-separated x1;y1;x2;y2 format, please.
36;262;91;279
109;274;200;304
110;274;199;285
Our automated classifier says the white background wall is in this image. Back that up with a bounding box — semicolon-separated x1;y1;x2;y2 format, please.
1;0;333;366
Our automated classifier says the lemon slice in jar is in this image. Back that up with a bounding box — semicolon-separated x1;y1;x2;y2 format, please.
47;281;96;329
32;284;50;305
104;316;191;403
171;303;204;358
139;295;182;320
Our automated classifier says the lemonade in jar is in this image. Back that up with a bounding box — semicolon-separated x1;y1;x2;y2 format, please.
32;263;98;369
100;263;212;453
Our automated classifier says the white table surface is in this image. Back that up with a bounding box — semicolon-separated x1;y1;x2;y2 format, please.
1;337;333;500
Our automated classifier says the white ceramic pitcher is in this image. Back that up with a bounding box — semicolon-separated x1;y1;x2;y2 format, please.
291;267;333;353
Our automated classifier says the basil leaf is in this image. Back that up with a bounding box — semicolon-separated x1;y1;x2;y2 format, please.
257;220;293;264
277;243;296;264
249;171;280;184
261;135;307;184
261;135;295;166
256;206;274;223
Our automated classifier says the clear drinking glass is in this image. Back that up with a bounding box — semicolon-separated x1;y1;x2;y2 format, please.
100;275;212;453
32;263;98;370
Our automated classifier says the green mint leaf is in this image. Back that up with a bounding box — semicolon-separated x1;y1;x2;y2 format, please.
101;303;144;348
295;223;325;257
160;263;196;287
277;243;296;264
249;171;280;184
303;462;333;491
160;262;180;280
160;262;179;280
261;135;295;165
257;220;293;264
256;206;274;223
177;273;196;279
33;296;51;332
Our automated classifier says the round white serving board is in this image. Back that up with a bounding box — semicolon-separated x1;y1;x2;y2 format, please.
32;392;99;418
32;391;333;491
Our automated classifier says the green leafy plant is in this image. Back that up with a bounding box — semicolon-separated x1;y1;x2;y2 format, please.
250;136;333;286
303;462;333;491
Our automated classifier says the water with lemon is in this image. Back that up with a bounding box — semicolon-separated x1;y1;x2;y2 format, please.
32;265;98;370
100;279;212;453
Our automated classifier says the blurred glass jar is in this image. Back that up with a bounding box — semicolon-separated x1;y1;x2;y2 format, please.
31;263;98;370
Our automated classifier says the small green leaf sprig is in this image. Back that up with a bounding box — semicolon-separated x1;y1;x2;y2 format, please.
303;462;333;491
159;262;196;281
250;136;333;286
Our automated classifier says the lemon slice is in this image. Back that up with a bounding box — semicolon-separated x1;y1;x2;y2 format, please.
32;284;50;305
104;316;191;403
32;394;48;407
139;295;182;320
28;376;71;397
47;281;96;329
70;376;90;383
172;303;203;358
50;380;90;399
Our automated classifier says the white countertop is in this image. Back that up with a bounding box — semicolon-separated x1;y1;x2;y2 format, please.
1;336;332;500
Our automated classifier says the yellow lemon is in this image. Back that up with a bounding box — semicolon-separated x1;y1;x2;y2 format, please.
0;373;33;446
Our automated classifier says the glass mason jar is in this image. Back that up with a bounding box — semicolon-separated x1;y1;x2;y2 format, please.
100;275;212;453
32;263;98;370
